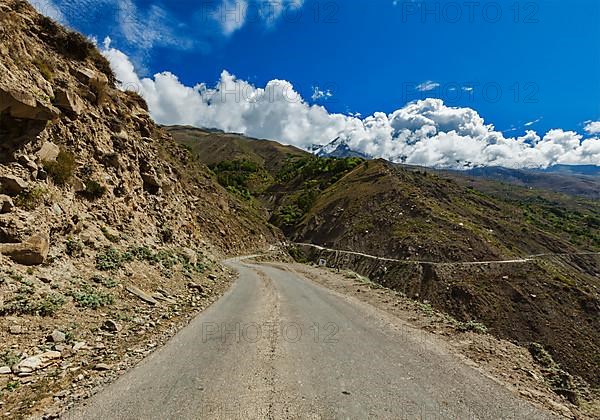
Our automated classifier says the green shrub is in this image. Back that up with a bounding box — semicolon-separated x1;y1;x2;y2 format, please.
100;227;120;243
5;381;19;392
91;274;117;288
37;294;66;316
14;187;48;210
66;238;84;257
95;248;133;271
0;350;20;368
456;320;488;334
32;57;54;81
45;150;76;186
70;283;114;309
81;179;107;199
0;293;65;316
528;342;556;369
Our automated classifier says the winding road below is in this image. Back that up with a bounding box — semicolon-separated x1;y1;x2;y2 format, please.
65;258;556;419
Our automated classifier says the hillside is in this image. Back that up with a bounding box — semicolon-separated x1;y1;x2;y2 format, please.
170;127;600;392
0;1;278;416
165;125;309;174
445;166;600;200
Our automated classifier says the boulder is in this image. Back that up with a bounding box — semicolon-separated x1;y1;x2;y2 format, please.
72;341;87;352
18;155;39;174
53;88;84;115
0;366;11;374
0;87;60;121
0;195;14;213
141;172;161;188
75;68;108;87
0;175;28;196
71;177;86;193
9;325;23;335
15;351;61;374
36;141;60;162
48;330;66;343
0;233;50;265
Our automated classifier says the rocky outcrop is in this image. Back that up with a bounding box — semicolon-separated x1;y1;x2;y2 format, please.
36;141;60;162
53;88;85;115
0;232;50;265
0;87;60;121
0;175;27;195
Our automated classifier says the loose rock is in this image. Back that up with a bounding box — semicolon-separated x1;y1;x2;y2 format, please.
15;351;61;374
0;233;50;265
0;175;28;196
48;330;66;343
0;195;14;213
126;285;158;305
102;320;122;333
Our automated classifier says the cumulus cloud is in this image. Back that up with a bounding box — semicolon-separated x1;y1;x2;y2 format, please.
416;81;440;92
102;42;600;170
584;121;600;135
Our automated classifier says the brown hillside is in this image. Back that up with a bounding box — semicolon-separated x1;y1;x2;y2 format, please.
165;125;309;174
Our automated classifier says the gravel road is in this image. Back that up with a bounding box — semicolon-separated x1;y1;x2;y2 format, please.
64;258;556;419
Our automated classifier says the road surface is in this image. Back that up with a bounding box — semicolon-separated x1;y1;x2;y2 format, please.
65;258;555;419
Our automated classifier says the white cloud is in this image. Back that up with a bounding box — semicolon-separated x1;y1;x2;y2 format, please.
524;117;543;127
213;0;248;35
102;42;600;170
213;0;305;35
416;81;440;92
584;121;600;135
311;86;333;101
30;0;67;23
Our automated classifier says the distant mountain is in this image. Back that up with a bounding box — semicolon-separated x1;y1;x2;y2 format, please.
314;138;600;199
447;166;600;199
541;164;600;177
311;137;370;159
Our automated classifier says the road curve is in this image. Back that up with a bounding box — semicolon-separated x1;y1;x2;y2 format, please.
65;258;556;419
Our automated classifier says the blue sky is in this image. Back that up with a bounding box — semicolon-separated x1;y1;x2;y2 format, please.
37;0;600;168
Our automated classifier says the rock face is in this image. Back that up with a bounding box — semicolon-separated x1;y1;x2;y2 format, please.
0;233;50;265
